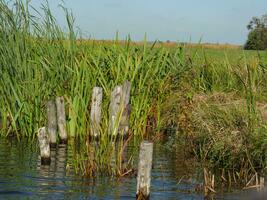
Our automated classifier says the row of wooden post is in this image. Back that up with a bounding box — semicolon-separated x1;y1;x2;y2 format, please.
37;81;154;199
37;81;131;162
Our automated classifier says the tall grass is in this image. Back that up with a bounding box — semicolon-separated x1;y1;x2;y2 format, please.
161;45;267;185
0;0;186;138
1;0;267;181
0;0;189;176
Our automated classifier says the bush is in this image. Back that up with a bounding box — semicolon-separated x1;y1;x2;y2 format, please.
244;28;267;50
244;14;267;50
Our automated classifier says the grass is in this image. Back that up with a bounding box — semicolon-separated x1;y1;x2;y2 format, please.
162;47;267;188
0;0;185;176
1;0;267;184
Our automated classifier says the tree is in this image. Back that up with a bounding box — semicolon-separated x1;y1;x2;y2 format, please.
244;14;267;50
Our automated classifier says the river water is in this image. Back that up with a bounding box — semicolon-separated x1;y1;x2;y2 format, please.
0;139;262;200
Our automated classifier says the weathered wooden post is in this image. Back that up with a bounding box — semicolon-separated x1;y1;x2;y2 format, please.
56;96;67;143
119;81;131;136
260;177;265;191
109;85;122;136
47;100;57;147
37;127;51;165
90;87;103;137
136;141;153;200
109;81;131;136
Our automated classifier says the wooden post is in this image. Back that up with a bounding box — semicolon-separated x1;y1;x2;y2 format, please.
119;81;131;136
260;177;264;190
37;127;51;165
136;141;153;200
109;85;122;136
56;96;67;143
47;100;57;147
90;87;103;137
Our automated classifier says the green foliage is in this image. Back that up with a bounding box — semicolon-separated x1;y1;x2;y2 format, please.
162;47;267;179
0;0;187;139
244;14;267;50
245;28;267;50
1;0;267;179
0;0;191;176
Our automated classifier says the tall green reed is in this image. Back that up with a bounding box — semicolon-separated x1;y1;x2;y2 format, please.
0;1;187;172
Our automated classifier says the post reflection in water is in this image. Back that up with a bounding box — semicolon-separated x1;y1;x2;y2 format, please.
36;144;67;198
0;139;209;200
37;145;67;178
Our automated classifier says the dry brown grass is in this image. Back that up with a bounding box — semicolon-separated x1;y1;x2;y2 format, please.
163;89;267;170
184;43;241;50
75;39;241;50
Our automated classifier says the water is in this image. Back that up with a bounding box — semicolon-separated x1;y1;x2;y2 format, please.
0;138;257;200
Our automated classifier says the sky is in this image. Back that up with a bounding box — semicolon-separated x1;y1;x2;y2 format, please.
29;0;267;45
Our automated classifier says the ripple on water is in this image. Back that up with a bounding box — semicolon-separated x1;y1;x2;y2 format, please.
0;139;206;199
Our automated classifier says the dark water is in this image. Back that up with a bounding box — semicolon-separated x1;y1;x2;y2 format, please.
0;139;261;200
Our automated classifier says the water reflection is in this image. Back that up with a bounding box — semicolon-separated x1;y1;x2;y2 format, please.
0;138;208;199
36;144;68;198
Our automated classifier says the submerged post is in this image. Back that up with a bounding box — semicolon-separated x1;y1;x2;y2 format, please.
109;85;122;136
37;127;51;165
136;141;153;200
56;96;68;143
90;87;103;137
47;99;57;147
119;81;131;136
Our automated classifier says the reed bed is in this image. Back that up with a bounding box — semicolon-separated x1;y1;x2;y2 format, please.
0;0;184;139
1;0;267;183
0;0;188;176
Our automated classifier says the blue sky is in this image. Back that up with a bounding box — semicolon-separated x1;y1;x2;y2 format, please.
30;0;267;45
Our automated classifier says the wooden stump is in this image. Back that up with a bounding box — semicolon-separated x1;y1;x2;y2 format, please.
37;127;51;165
90;87;103;137
119;81;131;136
136;141;153;200
47;100;57;147
109;81;131;136
109;85;122;136
56;97;67;143
260;177;265;191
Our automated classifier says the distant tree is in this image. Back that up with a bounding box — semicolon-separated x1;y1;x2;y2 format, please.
244;14;267;50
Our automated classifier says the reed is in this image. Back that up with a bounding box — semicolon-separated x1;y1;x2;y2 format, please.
0;0;187;176
1;0;267;181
